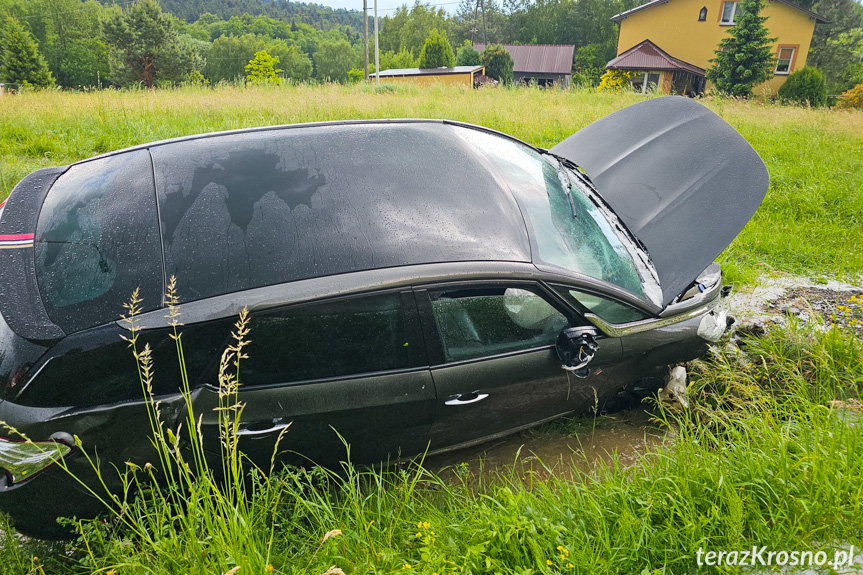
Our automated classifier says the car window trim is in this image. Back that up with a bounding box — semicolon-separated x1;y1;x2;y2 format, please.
197;287;429;389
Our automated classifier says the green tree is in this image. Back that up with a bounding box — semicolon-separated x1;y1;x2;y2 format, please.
777;66;828;105
245;50;282;84
480;43;513;83
102;0;198;88
456;40;481;66
813;27;863;93
273;44;312;82
379;1;450;56
314;38;353;82
20;0;112;88
0;15;54;87
808;0;863;90
573;43;605;86
378;48;418;71
706;0;776;97
418;28;454;68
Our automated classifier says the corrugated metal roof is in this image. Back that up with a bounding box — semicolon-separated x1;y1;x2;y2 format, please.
611;0;828;23
474;44;575;75
606;40;706;75
377;65;484;77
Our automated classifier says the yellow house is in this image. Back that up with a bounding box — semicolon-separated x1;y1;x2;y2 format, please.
376;66;485;87
608;0;828;95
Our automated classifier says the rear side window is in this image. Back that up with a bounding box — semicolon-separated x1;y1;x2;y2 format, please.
240;292;425;387
430;286;567;363
34;151;162;333
15;320;230;408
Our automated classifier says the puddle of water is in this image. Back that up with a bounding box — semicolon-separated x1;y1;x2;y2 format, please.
423;407;670;482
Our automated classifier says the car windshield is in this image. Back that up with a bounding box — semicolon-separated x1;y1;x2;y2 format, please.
454;127;656;300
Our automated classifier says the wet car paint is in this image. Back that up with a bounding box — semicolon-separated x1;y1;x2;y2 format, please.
0;98;767;537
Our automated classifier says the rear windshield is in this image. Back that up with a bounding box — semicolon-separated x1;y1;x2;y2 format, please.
453;129;647;298
34;150;162;333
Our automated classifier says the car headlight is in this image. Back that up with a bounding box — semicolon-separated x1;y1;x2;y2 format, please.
0;433;73;485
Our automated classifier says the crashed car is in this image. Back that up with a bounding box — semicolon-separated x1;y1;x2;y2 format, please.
0;96;768;536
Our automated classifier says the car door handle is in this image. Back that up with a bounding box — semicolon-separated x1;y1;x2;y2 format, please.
444;392;489;406
236;419;292;438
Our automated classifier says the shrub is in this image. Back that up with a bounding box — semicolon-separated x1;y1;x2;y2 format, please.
418;28;454;69
455;40;481;66
778;66;828;106
597;69;633;92
245;50;282;85
836;83;863;109
480;44;513;84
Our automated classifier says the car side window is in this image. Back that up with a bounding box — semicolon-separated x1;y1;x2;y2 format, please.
554;286;649;324
429;286;567;363
240;292;425;387
34;150;162;333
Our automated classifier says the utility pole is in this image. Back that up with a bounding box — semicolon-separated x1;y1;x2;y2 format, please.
374;0;380;85
364;0;369;81
480;0;487;44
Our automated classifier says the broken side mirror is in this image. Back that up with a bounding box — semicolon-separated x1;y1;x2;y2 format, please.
556;326;599;378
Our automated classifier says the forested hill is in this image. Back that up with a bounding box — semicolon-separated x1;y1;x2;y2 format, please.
98;0;364;28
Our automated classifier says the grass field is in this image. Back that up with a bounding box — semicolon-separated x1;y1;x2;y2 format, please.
1;84;862;285
1;85;863;575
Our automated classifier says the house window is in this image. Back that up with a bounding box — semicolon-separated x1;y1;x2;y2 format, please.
699;6;707;20
720;1;743;24
631;71;662;94
775;46;796;74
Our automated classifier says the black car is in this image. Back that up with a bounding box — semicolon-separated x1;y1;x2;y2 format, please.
0;96;768;536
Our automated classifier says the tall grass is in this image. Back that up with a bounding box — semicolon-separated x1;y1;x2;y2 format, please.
1;84;862;284
3;318;862;574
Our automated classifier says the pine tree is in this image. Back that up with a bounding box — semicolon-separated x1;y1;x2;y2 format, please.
0;16;55;88
418;28;455;69
706;0;776;97
102;0;196;88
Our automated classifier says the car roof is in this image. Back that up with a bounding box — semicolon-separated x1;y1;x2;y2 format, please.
71;118;538;167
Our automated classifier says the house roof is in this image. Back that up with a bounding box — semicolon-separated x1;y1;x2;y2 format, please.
474;44;575;75
377;65;483;77
611;0;829;23
606;40;706;75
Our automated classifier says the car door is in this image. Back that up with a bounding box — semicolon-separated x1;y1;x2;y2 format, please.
416;282;622;453
190;289;436;470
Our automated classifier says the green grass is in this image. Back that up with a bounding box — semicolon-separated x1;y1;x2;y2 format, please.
1;84;862;285
3;321;863;575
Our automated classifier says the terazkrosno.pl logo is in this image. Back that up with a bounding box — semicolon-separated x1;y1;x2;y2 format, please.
696;546;857;568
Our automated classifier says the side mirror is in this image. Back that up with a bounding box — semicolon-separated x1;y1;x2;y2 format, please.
556;326;599;378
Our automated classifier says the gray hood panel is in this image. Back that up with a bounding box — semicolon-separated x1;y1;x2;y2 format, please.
551;96;769;307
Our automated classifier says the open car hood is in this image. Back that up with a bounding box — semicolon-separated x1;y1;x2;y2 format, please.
551;96;769;308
